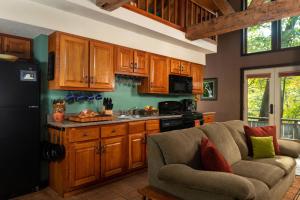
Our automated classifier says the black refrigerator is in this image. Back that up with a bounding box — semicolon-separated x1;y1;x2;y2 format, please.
0;60;40;199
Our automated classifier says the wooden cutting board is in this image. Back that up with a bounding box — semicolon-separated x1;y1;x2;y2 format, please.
68;115;113;123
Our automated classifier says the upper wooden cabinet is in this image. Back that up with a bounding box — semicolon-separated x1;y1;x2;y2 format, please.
90;41;114;91
48;32;114;91
139;54;169;94
59;34;89;88
170;59;191;76
191;63;204;94
1;34;31;60
115;46;148;77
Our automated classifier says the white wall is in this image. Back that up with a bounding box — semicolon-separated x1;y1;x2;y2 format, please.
0;0;211;64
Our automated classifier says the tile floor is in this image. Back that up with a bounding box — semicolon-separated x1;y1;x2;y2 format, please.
12;171;148;200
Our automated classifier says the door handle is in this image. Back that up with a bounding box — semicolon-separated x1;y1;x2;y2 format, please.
269;104;274;114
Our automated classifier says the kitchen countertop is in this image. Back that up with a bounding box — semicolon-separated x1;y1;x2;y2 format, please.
47;115;182;128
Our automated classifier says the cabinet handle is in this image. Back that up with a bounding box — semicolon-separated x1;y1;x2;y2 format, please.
130;63;134;69
82;133;88;137
84;75;89;83
96;143;101;154
134;63;138;69
101;145;106;153
111;129;116;133
90;76;94;84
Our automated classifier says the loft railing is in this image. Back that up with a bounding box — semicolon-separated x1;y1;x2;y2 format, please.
248;116;300;140
123;0;218;42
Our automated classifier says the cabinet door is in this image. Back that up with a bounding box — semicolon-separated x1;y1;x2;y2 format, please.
59;34;89;88
191;63;204;94
181;61;191;76
116;46;134;74
3;36;31;59
69;141;100;188
0;36;3;53
101;136;126;178
133;50;149;76
149;55;169;94
90;41;114;91
129;133;146;169
170;59;181;75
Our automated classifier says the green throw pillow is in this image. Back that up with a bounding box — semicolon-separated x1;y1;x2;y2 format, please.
250;136;275;159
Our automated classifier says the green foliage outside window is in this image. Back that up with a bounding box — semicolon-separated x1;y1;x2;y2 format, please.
281;16;300;49
247;23;272;54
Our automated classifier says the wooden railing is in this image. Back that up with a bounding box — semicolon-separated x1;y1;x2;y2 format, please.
248;117;300;140
124;0;218;42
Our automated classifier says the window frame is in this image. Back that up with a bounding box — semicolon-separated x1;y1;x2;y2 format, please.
241;0;300;56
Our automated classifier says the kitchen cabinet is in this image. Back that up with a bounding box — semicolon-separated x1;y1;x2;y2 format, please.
90;40;114;91
48;32;114;91
115;46;149;77
170;59;191;76
0;36;3;53
58;33;89;88
139;54;169;94
69;141;100;188
146;119;160;135
101;136;127;178
128;121;146;169
2;34;31;59
191;63;204;94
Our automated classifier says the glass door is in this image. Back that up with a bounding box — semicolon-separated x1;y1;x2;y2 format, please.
275;67;300;140
244;66;300;140
244;69;275;127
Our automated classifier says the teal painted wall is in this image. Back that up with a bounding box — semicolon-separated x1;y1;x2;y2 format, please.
33;35;192;115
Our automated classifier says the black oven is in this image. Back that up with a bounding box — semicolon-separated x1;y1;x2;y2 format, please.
169;75;192;94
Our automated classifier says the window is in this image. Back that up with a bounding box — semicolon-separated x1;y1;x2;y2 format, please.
246;23;272;54
281;16;300;48
242;0;300;55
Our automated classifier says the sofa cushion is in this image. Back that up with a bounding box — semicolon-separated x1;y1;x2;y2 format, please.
251;136;275;159
200;138;232;173
232;160;285;188
222;120;249;159
246;178;270;200
199;123;241;165
244;126;280;155
151;127;206;169
251;155;296;175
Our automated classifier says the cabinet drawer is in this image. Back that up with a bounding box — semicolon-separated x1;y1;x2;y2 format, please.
129;121;145;134
69;127;99;143
101;123;128;138
146;120;160;131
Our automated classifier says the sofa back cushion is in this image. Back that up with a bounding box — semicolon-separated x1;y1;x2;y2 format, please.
222;120;249;159
150;127;206;169
199;123;242;165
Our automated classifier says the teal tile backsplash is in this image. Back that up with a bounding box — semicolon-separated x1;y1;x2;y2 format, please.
34;34;192;115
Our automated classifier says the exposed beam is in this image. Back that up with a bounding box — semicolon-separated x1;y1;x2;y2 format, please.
212;0;235;15
96;0;130;11
186;0;300;40
248;0;266;9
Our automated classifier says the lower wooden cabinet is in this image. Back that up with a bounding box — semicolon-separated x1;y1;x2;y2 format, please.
69;141;100;188
100;136;127;178
128;133;146;169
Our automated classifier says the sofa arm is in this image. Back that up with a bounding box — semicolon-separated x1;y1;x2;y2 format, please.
278;139;300;158
158;164;255;200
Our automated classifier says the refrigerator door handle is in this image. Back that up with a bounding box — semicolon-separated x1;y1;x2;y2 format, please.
28;105;40;109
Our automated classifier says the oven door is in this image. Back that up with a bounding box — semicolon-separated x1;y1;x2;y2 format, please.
160;118;184;132
169;75;192;94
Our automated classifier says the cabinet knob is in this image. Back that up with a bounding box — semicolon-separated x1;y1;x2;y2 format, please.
130;63;134;69
111;129;116;133
134;63;138;69
101;145;106;153
82;133;88;137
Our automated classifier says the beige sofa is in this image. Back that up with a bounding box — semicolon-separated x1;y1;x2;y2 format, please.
148;120;300;200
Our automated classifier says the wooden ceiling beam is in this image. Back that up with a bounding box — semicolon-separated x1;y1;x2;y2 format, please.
96;0;130;11
212;0;235;15
186;0;300;40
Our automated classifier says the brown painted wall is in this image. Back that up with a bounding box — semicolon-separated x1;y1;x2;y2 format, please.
197;0;300;122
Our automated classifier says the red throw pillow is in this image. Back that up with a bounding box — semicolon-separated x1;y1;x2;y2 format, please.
244;125;280;156
200;138;232;173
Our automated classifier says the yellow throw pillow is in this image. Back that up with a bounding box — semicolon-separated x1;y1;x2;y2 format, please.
250;136;275;159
